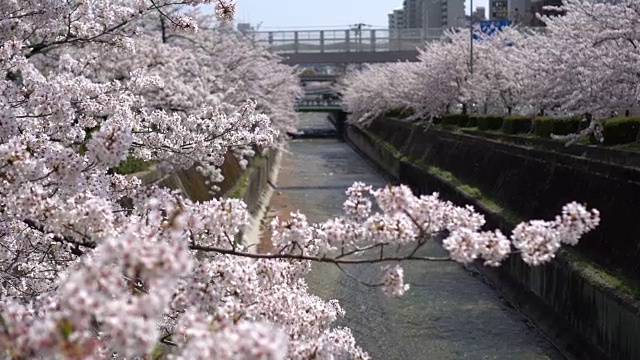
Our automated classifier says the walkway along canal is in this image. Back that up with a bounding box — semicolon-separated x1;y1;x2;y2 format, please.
261;113;567;360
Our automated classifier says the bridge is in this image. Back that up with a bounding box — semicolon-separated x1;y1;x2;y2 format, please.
298;74;340;83
294;97;342;113
253;28;445;64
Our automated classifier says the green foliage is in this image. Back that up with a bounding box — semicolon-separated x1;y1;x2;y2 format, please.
226;154;266;199
424;165;522;224
561;249;640;302
552;116;582;136
58;318;74;340
112;156;156;175
501;115;533;134
426;165;454;181
532;116;554;137
384;108;414;119
533;116;581;138
612;142;640;153
459;184;482;198
458;115;473;127
78;126;100;155
441;115;457;126
442;114;466;127
601;117;640;146
476;115;504;131
466;116;478;128
228;169;250;199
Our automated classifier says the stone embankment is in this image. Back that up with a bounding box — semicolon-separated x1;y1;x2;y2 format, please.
333;114;640;360
129;148;282;252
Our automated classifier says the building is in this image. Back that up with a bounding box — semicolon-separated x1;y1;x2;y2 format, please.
237;23;255;34
507;0;531;23
530;0;563;26
388;0;464;35
472;6;486;21
403;0;425;29
388;7;407;29
489;0;509;19
422;0;465;28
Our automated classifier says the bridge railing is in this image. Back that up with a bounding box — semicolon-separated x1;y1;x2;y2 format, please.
295;98;342;108
253;28;445;54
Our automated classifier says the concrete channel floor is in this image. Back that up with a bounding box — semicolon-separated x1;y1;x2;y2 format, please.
263;113;565;360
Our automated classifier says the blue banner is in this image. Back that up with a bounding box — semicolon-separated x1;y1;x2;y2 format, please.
473;20;513;40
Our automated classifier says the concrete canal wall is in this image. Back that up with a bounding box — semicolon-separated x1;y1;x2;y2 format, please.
130;148;280;249
334;114;640;360
132;149;278;215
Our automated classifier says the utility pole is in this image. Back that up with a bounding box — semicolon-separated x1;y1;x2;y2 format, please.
350;23;370;50
469;0;474;74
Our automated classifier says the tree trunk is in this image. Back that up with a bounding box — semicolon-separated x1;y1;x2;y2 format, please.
160;17;167;44
581;112;592;132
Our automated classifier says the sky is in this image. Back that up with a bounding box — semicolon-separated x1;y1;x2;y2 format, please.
203;0;489;30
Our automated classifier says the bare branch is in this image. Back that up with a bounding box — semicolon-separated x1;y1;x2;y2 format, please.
189;243;452;264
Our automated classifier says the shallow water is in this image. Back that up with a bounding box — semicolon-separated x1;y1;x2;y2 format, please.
275;113;563;360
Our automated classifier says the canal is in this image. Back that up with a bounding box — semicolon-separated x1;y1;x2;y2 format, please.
267;113;564;360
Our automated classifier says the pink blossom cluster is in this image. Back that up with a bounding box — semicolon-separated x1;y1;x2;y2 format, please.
381;265;410;297
341;0;640;140
0;1;600;358
269;183;598;296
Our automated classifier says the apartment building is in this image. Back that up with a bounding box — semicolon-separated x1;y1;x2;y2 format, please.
422;0;465;28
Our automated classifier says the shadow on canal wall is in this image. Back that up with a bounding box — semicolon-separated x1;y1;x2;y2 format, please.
130;148;278;216
330;113;640;360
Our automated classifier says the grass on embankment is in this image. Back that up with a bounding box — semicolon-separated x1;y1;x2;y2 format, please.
112;156;157;175
225;154;266;199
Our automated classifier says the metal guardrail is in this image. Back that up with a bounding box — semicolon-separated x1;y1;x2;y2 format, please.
254;28;445;54
295;106;343;113
295;98;343;112
299;74;340;82
251;26;547;55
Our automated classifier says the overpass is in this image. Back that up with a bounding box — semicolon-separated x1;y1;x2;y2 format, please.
295;103;342;113
299;74;340;83
253;28;445;64
298;88;342;113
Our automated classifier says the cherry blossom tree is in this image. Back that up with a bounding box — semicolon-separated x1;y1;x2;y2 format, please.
464;28;533;116
338;62;425;124
521;0;640;142
0;1;601;358
343;0;640;137
419;30;473;115
530;0;640;115
63;6;301;137
341;30;473;122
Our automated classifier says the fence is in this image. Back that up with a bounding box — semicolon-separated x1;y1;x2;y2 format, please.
252;28;445;53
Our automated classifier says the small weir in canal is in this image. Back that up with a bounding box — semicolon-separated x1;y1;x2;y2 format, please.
268;112;565;360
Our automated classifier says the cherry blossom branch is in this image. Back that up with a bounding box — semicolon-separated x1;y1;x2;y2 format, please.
21;218;451;264
334;263;383;288
188;243;452;264
21;219;93;256
26;21;131;57
149;0;186;29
